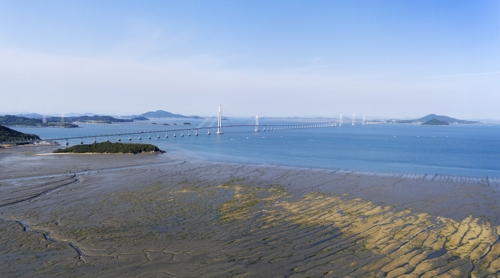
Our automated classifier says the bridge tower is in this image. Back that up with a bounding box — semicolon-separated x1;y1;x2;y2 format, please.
340;114;343;126
255;115;259;132
352;114;355;125
217;105;223;134
42;113;47;124
363;115;366;125
61;112;65;125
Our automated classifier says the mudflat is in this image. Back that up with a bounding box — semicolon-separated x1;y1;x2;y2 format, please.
1;146;500;277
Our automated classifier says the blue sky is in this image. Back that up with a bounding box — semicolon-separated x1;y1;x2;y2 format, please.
1;1;499;118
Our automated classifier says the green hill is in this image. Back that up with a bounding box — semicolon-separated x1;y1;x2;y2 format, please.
53;142;164;154
0;125;40;142
421;118;450;126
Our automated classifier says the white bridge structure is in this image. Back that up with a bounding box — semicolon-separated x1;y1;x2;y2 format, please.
3;106;362;145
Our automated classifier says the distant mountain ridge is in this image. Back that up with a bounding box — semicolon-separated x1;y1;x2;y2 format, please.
139;110;204;119
397;114;477;124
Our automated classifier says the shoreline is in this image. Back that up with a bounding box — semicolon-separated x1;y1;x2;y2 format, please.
7;145;500;185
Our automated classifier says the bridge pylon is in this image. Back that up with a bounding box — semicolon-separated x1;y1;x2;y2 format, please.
217;105;223;134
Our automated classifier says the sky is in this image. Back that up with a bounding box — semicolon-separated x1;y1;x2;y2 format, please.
0;1;499;119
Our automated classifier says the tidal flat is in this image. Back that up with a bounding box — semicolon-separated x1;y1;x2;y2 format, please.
1;147;500;277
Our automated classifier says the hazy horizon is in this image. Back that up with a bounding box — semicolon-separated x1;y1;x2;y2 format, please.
1;109;496;121
1;1;499;119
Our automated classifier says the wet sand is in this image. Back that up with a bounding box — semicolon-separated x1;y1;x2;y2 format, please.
1;146;500;277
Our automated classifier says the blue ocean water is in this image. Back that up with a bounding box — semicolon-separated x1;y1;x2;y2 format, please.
11;118;500;178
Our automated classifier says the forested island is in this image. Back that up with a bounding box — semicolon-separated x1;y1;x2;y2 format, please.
0;124;40;143
53;142;164;154
137;110;204;119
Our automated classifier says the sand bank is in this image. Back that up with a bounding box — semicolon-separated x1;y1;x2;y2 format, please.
1;147;500;277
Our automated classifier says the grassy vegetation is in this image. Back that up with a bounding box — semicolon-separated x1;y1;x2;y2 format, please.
0;124;40;142
53;142;164;154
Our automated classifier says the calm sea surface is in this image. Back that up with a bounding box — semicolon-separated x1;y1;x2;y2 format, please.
11;118;500;178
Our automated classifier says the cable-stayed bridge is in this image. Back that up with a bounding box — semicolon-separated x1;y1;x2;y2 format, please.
2;106;364;145
10;122;338;145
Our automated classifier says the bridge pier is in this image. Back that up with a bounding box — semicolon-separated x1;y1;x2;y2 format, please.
128;135;131;141
93;136;97;143
117;135;121;142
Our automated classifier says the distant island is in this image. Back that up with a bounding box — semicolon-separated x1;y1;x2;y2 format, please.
0;124;40;143
53;142;164;154
0;115;78;128
421;119;449;126
0;115;141;127
137;110;204;119
396;114;477;124
51;115;133;124
131;116;149;121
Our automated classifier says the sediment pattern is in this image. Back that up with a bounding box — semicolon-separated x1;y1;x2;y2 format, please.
1;159;500;277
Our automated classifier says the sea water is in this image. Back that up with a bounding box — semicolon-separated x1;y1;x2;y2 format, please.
11;118;500;178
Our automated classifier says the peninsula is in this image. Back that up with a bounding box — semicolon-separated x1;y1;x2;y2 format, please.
0;124;40;143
